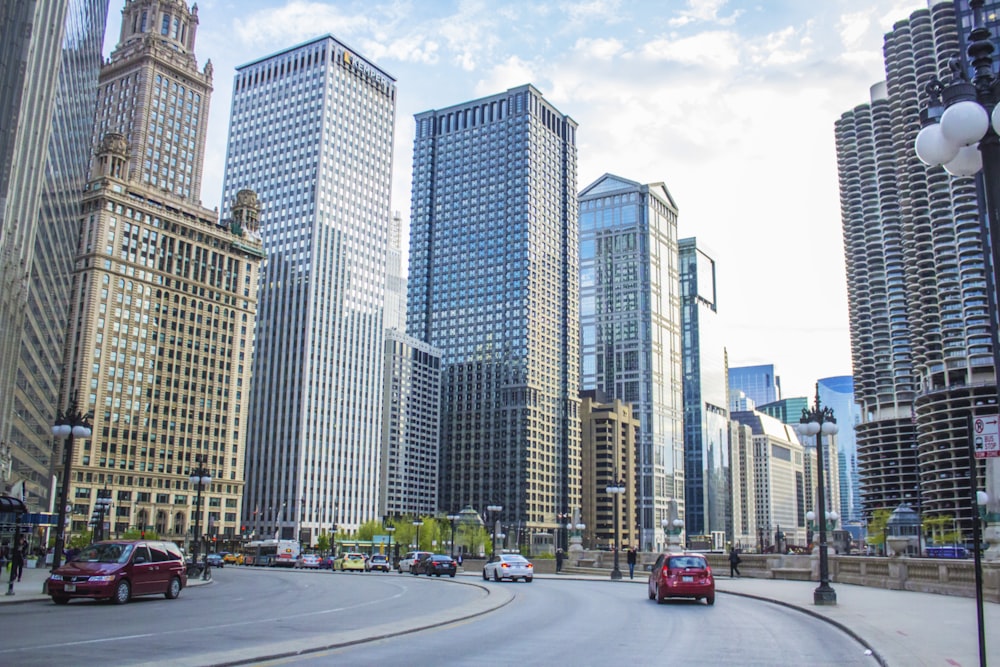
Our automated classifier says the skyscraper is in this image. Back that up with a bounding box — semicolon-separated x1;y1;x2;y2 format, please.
408;85;580;544
728;365;780;407
836;1;1000;537
59;0;264;545
2;0;109;506
679;237;729;541
224;36;396;541
578;174;683;551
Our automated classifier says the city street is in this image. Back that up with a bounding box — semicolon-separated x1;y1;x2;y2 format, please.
0;567;876;666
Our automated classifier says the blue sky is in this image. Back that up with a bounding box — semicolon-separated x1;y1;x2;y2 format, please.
105;0;932;399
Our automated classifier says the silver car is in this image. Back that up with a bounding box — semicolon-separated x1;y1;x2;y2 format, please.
482;554;534;582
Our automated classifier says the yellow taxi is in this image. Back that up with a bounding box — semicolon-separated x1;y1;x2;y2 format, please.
334;552;367;572
222;552;244;565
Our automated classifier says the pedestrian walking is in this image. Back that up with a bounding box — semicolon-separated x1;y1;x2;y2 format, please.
7;537;26;595
627;546;637;579
555;547;564;573
729;546;741;577
14;537;27;581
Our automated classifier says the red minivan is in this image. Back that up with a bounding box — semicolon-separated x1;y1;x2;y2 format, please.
48;540;187;605
647;552;715;605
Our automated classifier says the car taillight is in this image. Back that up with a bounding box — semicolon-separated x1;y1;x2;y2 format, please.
501;563;509;568
526;563;533;568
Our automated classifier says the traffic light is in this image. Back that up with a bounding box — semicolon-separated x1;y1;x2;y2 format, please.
141;530;145;539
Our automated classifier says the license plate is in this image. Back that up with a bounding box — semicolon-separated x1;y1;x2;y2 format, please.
682;576;693;583
64;584;76;592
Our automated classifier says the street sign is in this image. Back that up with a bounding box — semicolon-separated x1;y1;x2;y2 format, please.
972;415;1000;459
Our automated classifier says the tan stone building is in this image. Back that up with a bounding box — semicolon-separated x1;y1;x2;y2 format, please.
54;0;264;551
580;390;639;550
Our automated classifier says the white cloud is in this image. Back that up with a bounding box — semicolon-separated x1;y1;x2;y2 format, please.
639;31;742;70
474;56;537;97
572;37;624;59
668;0;741;27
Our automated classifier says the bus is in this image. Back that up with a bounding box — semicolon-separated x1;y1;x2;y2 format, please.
245;539;300;567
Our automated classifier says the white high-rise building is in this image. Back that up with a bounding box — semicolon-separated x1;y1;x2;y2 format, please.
223;36;396;542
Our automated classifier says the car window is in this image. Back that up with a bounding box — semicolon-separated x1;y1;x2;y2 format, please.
132;545;152;564
652;555;664;570
163;543;182;560
503;555;527;563
668;556;706;569
74;542;135;564
149;544;171;563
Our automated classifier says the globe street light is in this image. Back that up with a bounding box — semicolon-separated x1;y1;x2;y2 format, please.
797;385;839;606
486;505;503;558
606;479;625;580
412;519;424;550
51;403;92;570
189;455;211;568
93;488;112;542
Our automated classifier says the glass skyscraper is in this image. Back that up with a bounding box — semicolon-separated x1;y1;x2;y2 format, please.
224;36;396;541
408;84;580;542
680;237;730;541
578;174;683;551
728;365;780;408
2;0;108;506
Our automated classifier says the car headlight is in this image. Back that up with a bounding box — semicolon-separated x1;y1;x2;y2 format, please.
49;574;63;581
88;575;116;582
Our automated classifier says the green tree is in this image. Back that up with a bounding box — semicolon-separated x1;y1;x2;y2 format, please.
923;514;961;546
316;531;331;554
122;528;159;540
867;508;893;552
67;532;94;549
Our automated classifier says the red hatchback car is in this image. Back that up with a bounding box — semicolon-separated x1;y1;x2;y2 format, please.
48;540;187;605
647;552;715;605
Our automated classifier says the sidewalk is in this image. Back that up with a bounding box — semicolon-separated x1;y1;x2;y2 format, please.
713;575;1000;666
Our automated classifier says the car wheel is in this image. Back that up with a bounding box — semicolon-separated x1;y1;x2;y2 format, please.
656;585;667;605
706;594;715;606
165;576;182;600
493;570;501;582
113;579;131;605
648;586;655;600
52;596;69;605
482;569;488;580
525;576;533;583
449;573;456;578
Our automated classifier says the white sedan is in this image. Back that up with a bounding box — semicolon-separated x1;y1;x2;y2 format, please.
296;554;321;569
482;554;534;582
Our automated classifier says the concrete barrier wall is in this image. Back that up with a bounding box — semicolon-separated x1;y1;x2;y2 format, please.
564;549;1000;601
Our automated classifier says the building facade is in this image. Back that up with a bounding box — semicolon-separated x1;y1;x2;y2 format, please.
580;390;639;550
578;174;683;552
380;329;442;518
679;237;730;544
61;131;263;544
224;36;396;542
2;0;109;508
836;2;999;540
731;410;806;549
728;365;780;407
407;85;580;544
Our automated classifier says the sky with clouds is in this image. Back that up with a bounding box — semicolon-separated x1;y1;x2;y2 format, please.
105;0;934;400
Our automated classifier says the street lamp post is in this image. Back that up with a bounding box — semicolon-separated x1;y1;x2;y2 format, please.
486;505;502;558
189;455;211;568
51;403;92;570
661;518;684;553
798;384;839;606
412;519;423;550
606;479;625;580
447;513;460;559
94;488;112;542
386;525;396;567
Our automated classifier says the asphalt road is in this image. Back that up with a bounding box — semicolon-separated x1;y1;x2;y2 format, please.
0;567;486;667
0;568;879;666
268;577;880;666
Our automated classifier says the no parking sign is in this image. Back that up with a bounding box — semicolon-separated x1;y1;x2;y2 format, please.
972;415;1000;459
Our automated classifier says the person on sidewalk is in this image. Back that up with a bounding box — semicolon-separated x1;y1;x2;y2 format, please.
729;546;741;578
6;538;25;595
627;546;637;579
13;537;28;582
555;548;564;573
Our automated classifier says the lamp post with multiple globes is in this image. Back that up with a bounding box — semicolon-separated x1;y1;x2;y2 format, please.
797;385;839;606
606;479;625;580
51;403;92;570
